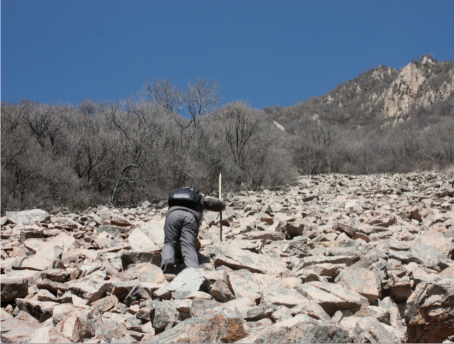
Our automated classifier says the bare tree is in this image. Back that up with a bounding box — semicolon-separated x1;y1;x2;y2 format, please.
185;78;221;128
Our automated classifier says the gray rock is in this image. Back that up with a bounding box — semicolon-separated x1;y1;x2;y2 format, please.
353;317;399;343
236;314;351;343
79;306;113;342
260;287;309;308
335;267;380;304
409;244;445;269
271;306;293;322
210;280;235;302
295;281;368;316
214;245;288;274
6;209;50;225
290;298;331;321
1;277;28;302
153;303;180;331
161;268;207;294
98;225;124;238
66;279;113;304
148;313;247;343
121;251;162;270
128;228;161;252
405;281;454;343
0;319;43;343
16;298;59;322
355;305;390;325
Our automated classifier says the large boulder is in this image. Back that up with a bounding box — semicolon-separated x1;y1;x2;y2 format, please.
214;245;287;274
228;271;261;304
260;287;309;308
335;267;380;304
236;314;351;343
29;326;71;343
147;313;247;343
128;228;161;252
405;281;454;343
408;244;445;269
6;209;50;225
65;279;113;304
295;281;368;316
1;278;28;302
290;298;331;321
352;317;402;343
155;268;208;298
139;219;165;249
0;319;42;344
16;298;59;322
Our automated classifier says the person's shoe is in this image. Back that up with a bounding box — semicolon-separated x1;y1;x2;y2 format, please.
162;260;175;274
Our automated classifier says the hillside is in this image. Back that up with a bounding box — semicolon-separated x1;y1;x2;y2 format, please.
266;56;454;129
1;172;454;342
2;57;454;213
264;56;454;176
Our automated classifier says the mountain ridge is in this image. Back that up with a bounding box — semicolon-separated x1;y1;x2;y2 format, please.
266;56;454;130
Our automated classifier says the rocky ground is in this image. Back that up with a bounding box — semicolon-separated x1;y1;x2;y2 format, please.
1;172;454;343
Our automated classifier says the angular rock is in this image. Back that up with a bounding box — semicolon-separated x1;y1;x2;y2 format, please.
294;255;360;271
6;209;50;225
158;268;207;295
20;245;64;271
148;313;247;343
214;245;287;274
29;326;71;343
405;281;454;343
55;313;84;343
228;274;261;304
153;303;180;331
110;216;132;227
353;317;399;343
355;305;390;325
210;280;235;302
271;306;293;322
0;319;42;343
190;298;222;317
409;244;445;269
121;251;162;270
290;298;331;321
79;307;113;342
172;289;212;300
243;304;277;321
66;279;113;304
98;225;123;238
40;268;72;283
295;281;368;316
128;228;161;252
15;298;59;322
91;295;118;313
135;263;167;284
52;303;84;324
139;220;165;249
237;314;351;343
335;267;380;304
1;278;28;302
260;287;309;308
124;285;153;305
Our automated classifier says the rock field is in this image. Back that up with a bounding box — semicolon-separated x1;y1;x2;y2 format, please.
1;172;454;343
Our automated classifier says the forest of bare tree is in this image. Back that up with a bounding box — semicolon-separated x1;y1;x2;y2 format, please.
2;57;454;213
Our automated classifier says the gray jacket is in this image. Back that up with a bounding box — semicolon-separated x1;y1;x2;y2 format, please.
167;193;226;225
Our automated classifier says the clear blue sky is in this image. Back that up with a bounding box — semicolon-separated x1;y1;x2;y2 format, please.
2;0;454;109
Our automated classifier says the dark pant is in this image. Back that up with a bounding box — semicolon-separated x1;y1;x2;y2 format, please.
161;210;199;269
